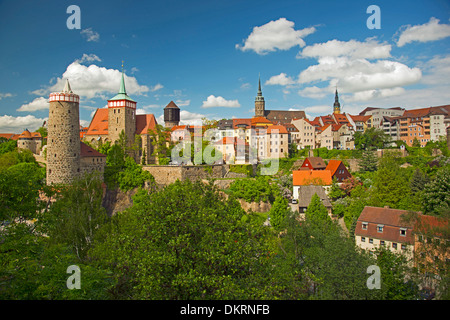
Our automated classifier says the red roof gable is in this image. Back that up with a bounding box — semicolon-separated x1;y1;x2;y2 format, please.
80;141;106;157
86;108;109;136
136;114;157;135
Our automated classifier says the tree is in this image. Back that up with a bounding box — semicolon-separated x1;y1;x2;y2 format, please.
359;150;378;172
412;137;421;148
148;124;173;164
90;180;275;299
410;168;430;194
328;177;346;201
117;156;155;191
354;127;390;150
422;166;450;215
305;193;331;224
269;196;290;231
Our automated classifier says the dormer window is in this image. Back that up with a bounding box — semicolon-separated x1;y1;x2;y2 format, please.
400;228;407;236
362;222;368;230
377;225;384;233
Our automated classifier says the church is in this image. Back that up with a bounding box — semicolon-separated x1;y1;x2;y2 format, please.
84;69;181;164
254;76;306;124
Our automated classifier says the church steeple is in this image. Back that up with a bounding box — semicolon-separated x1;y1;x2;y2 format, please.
255;74;265;117
333;87;341;114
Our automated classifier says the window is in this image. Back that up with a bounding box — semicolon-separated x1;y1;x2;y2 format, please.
377;225;384;233
392;243;397;249
361;237;365;242
362;222;368;230
401;244;407;250
400;228;407;236
380;240;385;246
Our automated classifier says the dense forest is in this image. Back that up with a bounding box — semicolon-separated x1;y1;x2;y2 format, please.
0;132;449;300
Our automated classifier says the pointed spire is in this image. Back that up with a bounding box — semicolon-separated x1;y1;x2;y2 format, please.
118;61;127;95
257;73;262;97
62;79;73;93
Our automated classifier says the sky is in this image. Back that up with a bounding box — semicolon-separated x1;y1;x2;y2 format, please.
1;0;450;133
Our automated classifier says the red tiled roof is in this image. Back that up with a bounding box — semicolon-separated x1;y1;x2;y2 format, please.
293;170;332;186
355;206;415;244
136;114;157;135
0;133;20;140
348;114;371;122
233;118;252;129
251;117;273;126
80;141;106;157
86;108;109;136
325;160;342;176
266;125;288;134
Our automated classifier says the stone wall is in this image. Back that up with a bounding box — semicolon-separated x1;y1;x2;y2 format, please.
142;165;183;185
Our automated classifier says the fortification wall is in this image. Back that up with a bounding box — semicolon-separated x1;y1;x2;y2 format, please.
142;164;226;186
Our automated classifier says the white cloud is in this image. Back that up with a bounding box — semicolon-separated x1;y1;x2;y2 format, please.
201;95;240;108
175;99;190;107
81;28;100;42
421;54;450;85
240;82;251;90
236;18;316;55
0;114;47;133
0;93;13;100
33;61;149;99
299;38;392;60
75;54;101;64
304;105;331;115
345;87;406;103
298;86;328;99
397;17;450;47
17;97;48;112
298;57;422;93
265;73;295;86
131;67;139;74
150;83;164;92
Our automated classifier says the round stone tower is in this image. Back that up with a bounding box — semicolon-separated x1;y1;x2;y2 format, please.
46;79;81;185
164;101;180;128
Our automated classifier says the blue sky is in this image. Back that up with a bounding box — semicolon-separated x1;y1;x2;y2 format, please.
1;0;450;132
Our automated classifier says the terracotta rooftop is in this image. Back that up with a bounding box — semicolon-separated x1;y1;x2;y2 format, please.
293;170;332;186
302;157;327;169
233;118;252;129
80;141;106;157
136;114;157;135
325;160;343;176
0;133;20;140
86;108;109;136
266;125;288;134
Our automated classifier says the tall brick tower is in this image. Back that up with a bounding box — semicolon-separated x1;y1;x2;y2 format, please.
47;79;81;185
255;75;265;117
333;88;341;114
107;66;136;147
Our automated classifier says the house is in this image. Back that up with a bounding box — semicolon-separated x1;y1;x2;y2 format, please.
300;157;327;170
214;137;249;164
294;185;332;214
291;118;316;149
292;169;332;194
355;206;416;261
359;107;405;128
325;160;351;182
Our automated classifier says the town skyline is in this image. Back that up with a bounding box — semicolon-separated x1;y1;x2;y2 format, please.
1;0;450;133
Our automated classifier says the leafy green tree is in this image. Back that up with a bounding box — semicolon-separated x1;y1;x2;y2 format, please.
117;156;155;191
328;177;346;200
305;193;331;225
422;166;450;215
412;137;421;148
0;137;17;155
90;180;275;299
229;176;280;203
269;196;289;231
0;162;45;221
354;127;391;150
40;173;109;260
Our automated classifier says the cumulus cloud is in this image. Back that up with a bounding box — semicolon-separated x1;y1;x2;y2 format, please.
201;95;240;108
265;73;295;86
32;61;149;99
17;97;48;112
236;18;316;55
0;114;47;133
299;38;392;59
397;17;450;47
298;86;328;99
81;28;100;42
298;57;422;94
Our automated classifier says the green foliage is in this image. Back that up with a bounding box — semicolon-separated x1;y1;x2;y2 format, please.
39;173;109;260
90;180;275;299
354;127;391;150
0;162;45;221
229;176;280;203
359;150;378;172
229;164;253;177
328;178;346;201
0;137;17;156
305;193;331;225
422;165;450;215
313;147;362;159
148;124;173;164
269;196;290;231
117;156;156;191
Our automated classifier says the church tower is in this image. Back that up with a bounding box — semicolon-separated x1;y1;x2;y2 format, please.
47;79;81;185
333;88;341;114
107;65;137;147
254;75;265;117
